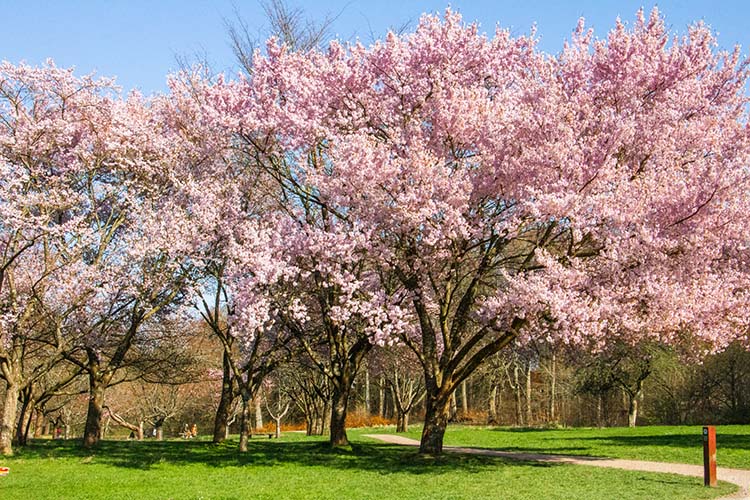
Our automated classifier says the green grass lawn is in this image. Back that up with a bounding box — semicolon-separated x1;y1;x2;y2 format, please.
0;432;737;499
358;424;750;470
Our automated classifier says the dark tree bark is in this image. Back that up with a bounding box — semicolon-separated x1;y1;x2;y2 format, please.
419;393;451;454
329;382;350;447
14;386;33;446
83;373;107;448
213;350;235;443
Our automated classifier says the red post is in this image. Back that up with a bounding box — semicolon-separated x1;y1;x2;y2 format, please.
703;426;717;487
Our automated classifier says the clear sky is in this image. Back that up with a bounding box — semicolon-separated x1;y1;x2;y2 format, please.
2;1;748;94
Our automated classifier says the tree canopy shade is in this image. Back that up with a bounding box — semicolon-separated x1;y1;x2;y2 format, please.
1;7;749;456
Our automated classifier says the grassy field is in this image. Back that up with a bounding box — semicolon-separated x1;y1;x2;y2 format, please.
0;430;738;500
362;424;750;470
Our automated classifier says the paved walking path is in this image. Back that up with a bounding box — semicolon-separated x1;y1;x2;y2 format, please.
363;434;750;500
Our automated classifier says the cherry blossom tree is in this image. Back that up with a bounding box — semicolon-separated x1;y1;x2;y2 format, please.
26;76;195;449
0;62;125;455
234;8;750;454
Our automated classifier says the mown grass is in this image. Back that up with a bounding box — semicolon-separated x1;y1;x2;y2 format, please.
0;431;736;499
359;424;750;470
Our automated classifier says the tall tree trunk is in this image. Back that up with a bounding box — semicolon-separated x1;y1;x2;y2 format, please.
329;383;350;447
550;352;557;422
21;403;34;445
239;395;251;452
213;351;233;443
321;398;331;436
254;395;263;430
82;373;107;448
461;379;468;416
449;392;457;421
156;425;164;441
364;367;371;416
378;376;385;417
419;394;450;454
0;382;20;456
488;384;498;423
514;364;523;425
525;363;532;426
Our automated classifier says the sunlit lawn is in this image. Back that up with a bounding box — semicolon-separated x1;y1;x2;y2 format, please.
0;431;737;499
357;424;750;470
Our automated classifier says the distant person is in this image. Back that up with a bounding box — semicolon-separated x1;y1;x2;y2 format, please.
191;423;197;438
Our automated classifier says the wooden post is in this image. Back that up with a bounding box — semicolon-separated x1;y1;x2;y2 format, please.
703;426;717;487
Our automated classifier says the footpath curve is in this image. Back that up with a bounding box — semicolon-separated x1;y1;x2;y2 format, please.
363;434;750;500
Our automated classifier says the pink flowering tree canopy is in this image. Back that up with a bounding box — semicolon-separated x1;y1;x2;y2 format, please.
231;8;750;453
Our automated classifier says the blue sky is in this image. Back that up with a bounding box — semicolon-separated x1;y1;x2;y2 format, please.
2;1;748;94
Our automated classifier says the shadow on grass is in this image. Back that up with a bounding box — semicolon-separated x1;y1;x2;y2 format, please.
10;438;557;475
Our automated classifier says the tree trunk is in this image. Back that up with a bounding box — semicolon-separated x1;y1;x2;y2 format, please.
274;418;281;438
378;376;385;417
461;379;468;416
514;365;523;426
82;374;106;448
213;352;233;443
627;395;639;428
0;382;20;456
550;353;557;423
525;364;532;426
254;395;263;430
156;425;163;441
396;411;409;433
239;395;251;452
15;390;32;446
419;395;450;454
364;367;371;416
321;398;331;436
627;381;644;428
34;410;44;438
488;384;498;423
329;384;350;447
21;403;34;446
449;392;457;421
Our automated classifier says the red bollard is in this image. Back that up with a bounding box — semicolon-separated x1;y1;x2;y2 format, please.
703;426;717;487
